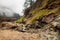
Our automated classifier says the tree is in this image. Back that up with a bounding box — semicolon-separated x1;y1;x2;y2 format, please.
24;0;36;8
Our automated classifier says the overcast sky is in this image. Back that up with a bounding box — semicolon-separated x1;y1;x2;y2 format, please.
0;0;25;16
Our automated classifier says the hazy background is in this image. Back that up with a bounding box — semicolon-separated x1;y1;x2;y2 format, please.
0;0;25;16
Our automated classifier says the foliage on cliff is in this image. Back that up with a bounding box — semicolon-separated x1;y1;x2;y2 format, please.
17;0;60;26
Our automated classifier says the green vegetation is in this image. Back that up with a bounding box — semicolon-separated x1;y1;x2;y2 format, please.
17;16;25;23
17;0;60;27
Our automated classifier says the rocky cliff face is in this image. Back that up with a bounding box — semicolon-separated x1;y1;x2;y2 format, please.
0;14;60;40
15;0;60;40
0;0;60;40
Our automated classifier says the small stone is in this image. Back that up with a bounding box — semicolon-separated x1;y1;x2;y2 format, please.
51;21;59;27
